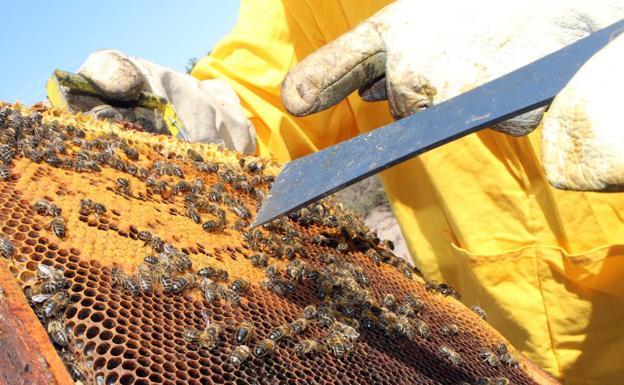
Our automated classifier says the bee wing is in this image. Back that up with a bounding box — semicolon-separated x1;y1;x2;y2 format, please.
37;263;54;278
31;293;53;303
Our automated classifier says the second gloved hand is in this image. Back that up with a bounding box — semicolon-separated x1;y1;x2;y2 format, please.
281;0;624;191
75;50;256;154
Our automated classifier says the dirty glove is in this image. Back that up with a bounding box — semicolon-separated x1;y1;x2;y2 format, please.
74;50;256;154
281;0;624;191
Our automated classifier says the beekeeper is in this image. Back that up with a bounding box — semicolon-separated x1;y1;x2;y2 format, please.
71;1;624;383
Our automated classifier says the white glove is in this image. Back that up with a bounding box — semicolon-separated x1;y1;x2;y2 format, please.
76;50;256;154
281;0;624;191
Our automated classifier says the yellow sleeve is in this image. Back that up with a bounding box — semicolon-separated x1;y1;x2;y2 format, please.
191;0;394;162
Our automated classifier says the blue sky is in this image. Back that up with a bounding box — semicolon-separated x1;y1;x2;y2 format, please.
0;1;240;104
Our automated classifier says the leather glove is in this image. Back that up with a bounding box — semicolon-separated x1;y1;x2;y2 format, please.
281;0;624;191
74;50;256;154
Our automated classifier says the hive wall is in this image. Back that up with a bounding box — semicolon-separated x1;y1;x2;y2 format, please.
0;103;558;385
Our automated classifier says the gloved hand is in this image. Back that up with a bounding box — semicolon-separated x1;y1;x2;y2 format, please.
73;50;256;154
281;0;624;191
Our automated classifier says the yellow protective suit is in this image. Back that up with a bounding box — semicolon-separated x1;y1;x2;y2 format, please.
192;1;624;383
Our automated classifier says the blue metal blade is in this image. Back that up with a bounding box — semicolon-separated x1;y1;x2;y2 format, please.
252;19;624;228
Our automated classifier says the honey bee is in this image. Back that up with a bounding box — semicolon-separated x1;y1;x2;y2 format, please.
138;231;164;253
267;324;292;341
190;177;205;194
493;378;510;385
115;177;130;195
47;319;69;346
303;305;317;320
261;277;295;297
184;311;221;351
0;165;10;180
37;263;67;288
143;255;160;266
316;306;338;328
233;219;250;231
470;305;487;320
229;345;251;366
264;265;279;279
253;338;275;358
198;278;220;303
156;269;174;293
290;318;310;335
33;291;69;318
187;148;204;162
439;345;461;365
413;319;431;340
424;280;439;292
153;161;184;178
230;277;250;293
136;264;153;294
479;349;500;367
173;251;192;272
0;236;14;258
382;293;396;308
250;253;268;268
202;219;223;232
61;350;86;381
172;273;196;293
172;181;191;195
441;323;460;336
46;216;66;238
294;339;323;357
403;294;424;313
499;353;519;369
79;198;106;216
111;267;140;296
286;260;306;281
34;199;62;217
234;321;254;345
0;144;15;164
222;288;241;306
325;334;353;358
229;204;251;219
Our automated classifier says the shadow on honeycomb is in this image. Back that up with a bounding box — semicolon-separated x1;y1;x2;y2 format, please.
0;103;558;385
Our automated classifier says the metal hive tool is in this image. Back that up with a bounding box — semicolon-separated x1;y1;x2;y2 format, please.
0;103;558;385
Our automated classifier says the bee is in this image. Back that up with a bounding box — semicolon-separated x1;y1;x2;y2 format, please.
234;321;254;345
316;306;338;328
424;280;438;292
436;283;459;298
61;350;86;381
230;278;250;293
229;204;251;219
286;260;306;281
216;269;229;281
156;269;174;293
413;319;431;340
303;305;317;320
0;144;15;164
441;323;460;336
184;311;220;350
191;178;205;194
198;278;220;303
222;288;241;306
80;198;106;216
0;165;10;180
479;349;500;367
294;339;323;357
34;199;62;217
499;353;519;369
233;219;249;231
33;291;69;318
250;253;268;268
173;251;192;272
136;265;153;294
37;263;67;288
325;334;353;358
202;219;223;232
253;338;275;358
143;255;160;266
122;145;139;161
382;293;396;308
115;177;130;195
229;345;251;367
47;319;69;346
198;267;228;282
267;324;292;341
46;216;66;238
172;181;191;195
439;345;461;365
403;294;424;313
290;318;309;335
187;148;204;162
172;273;196;293
0;236;14;258
111;267;140;296
153;161;184;178
261;277;295;297
360;309;377;329
138;231;164;252
470;305;487;320
494;378;510;385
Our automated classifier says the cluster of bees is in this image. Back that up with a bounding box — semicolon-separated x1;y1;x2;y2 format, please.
0;106;524;385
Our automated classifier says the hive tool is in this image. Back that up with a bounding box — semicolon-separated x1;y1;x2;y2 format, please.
251;19;624;228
